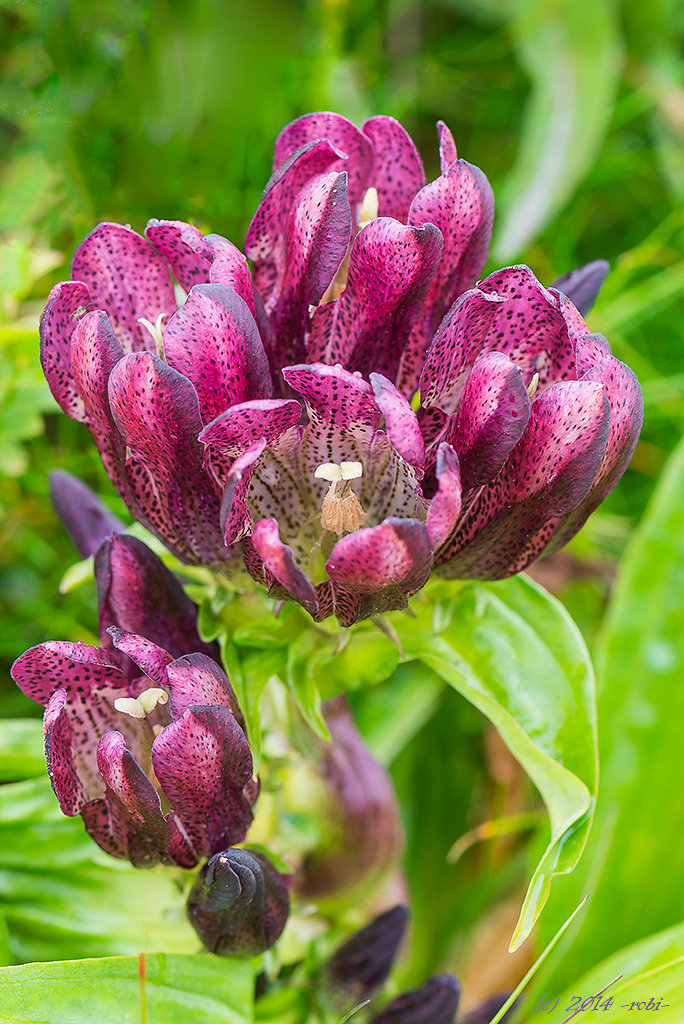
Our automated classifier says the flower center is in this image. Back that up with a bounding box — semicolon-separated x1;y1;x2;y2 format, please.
114;686;169;721
314;461;366;536
527;372;540;400
137;313;167;359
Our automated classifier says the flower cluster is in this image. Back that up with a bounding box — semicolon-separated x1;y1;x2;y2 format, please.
40;112;642;625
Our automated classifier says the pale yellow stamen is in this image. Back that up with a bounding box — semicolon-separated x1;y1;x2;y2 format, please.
527;372;540;400
137;313;166;358
315;461;366;536
358;187;379;229
114;686;169;720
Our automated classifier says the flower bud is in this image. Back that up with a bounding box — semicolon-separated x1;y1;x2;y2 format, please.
326;904;409;1003
49;469;125;557
459;992;516;1024
369;975;461;1024
187;848;290;957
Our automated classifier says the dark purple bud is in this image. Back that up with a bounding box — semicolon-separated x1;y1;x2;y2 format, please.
326;905;409;1002
187;848;290;957
370;975;461;1024
49;469;125;557
458;992;516;1024
550;259;609;315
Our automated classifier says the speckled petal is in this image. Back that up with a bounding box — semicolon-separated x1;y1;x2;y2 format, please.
273;111;373;205
162;283;272;424
43;689;87;815
419;289;505;412
200;399;301;456
308;218;442;382
145;218;212;290
96;731;170;867
165;653;242;723
151;706;254;858
221;439;267;544
370;373;425;469
437;121;458;171
326;517;432;617
551;259;609;316
426;443;461;550
11;640;127;706
50;470;125;558
437;380;611;578
107;351;224;564
108;628;174;686
369;974;461;1024
71;223;177;352
39;281;92;421
445;351;530;491
95;533;217;659
251;518;318;615
361;115;426;221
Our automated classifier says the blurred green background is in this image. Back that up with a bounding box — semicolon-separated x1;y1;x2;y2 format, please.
2;0;684;1011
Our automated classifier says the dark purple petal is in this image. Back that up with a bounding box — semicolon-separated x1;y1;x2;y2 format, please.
162;283;272;424
11;641;126;706
95;533;217;659
419;289;505;413
43;689;88;815
251;518;318;615
426;443;462;550
326;518;432;617
370;373;425;469
187;848;290;957
273;112;373;205
71;223;177;352
39;281;92;421
96;731;170;867
107;351;225;564
165;653;242;724
326;904;409;1001
307;218;442;383
445;351;530;491
151;705;254;859
107;628;174;686
369;975;460;1024
362;115;426;221
437;380;611;578
50;470;125;558
221;439;267;544
551;259;609;316
199;399;301;456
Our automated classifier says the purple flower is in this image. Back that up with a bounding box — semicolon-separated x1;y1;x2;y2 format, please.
11;534;254;868
39;112;642;624
49;469;126;558
187;848;290;957
369;975;462;1024
325;904;409;1004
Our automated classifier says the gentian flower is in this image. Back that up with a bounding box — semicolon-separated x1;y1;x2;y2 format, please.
49;469;126;557
39;112;642;624
11;533;255;867
187;848;290;956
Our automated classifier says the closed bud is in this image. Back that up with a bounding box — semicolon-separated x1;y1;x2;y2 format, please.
187;848;290;957
326;905;409;1003
49;469;125;557
459;992;516;1024
370;975;461;1024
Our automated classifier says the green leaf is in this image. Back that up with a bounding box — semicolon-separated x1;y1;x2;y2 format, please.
0;953;255;1024
0;718;44;781
394;575;597;951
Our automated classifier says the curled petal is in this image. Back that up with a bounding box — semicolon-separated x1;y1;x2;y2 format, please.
165;653;243;724
445;351;530;491
426;443;462;550
326;904;409;1003
43;689;87;815
200;399;301;457
221;439;267;544
369;975;461;1024
162;283;272;423
362;115;426;221
11;641;126;706
107;628;173;686
370;373;425;469
50;470;125;558
251;518;318;615
551;259;609;316
307;219;442;383
96;731;170;867
39;281;91;421
71;222;177;352
273;111;373;205
187;848;290;957
145;218;213;291
152;705;254;859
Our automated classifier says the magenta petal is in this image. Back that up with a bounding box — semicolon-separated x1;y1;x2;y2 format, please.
370;373;425;469
361;115;426;221
108;628;173;686
446;351;530;491
95;533;217;660
326;518;432;615
251;518;318;615
166;653;242;723
162;283;272;424
551;259;609;316
200;399;301;456
308;218;442;382
97;731;170;867
437;120;458;171
221;438;267;544
44;689;87;815
11;641;126;706
39;281;92;421
152;706;254;858
419;289;505;412
437;380;611;578
426;443;462;550
50;470;125;558
107;351;224;564
145;218;213;291
273;112;373;205
71;223;177;352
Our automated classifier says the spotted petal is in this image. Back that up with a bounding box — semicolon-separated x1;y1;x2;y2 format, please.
43;689;88;815
362;115;426;221
426;443;462;550
39;281;92;421
370;373;425;469
251;518;318;615
11;640;126;706
200;399;301;457
165;653;243;723
273;112;373;205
